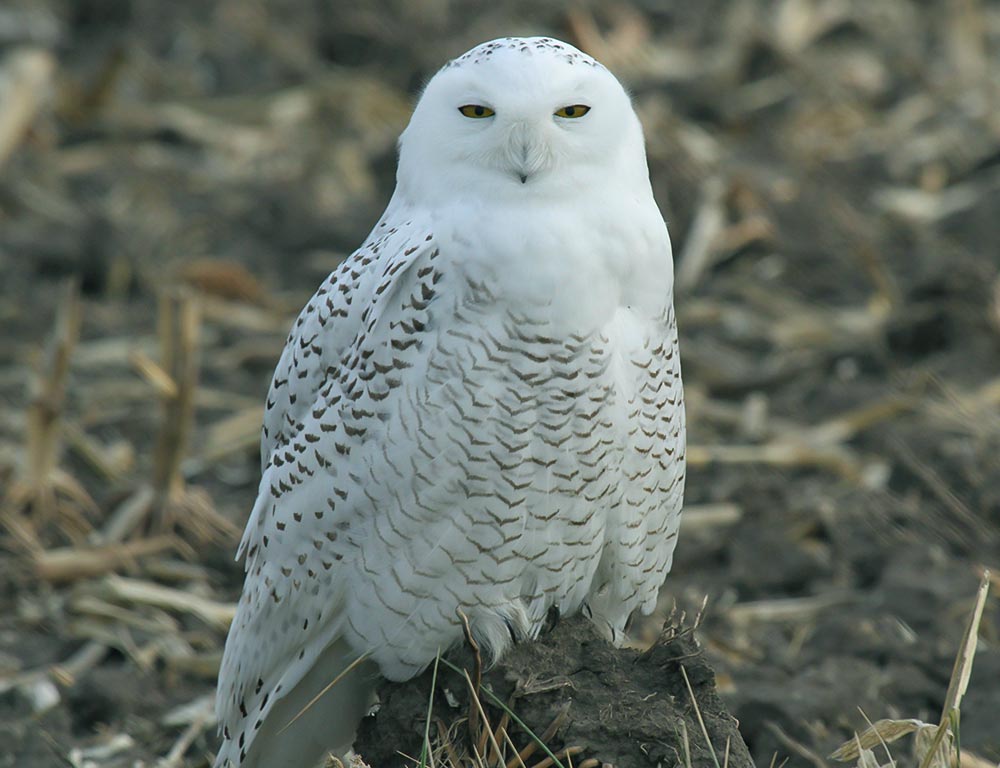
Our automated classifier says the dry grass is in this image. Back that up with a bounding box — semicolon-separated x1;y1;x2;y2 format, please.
1;280;96;548
391;649;581;768
830;570;993;768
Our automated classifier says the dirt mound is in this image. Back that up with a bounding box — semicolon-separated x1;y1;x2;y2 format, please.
357;615;752;768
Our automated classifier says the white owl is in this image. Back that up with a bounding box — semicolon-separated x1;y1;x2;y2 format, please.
215;36;685;768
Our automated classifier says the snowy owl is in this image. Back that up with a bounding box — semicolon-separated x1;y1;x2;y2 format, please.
215;36;685;768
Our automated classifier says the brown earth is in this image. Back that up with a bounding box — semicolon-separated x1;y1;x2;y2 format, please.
357;615;754;768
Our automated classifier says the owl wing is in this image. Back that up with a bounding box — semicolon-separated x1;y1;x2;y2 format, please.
216;215;439;767
260;218;419;471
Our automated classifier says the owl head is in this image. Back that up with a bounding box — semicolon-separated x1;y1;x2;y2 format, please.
395;37;651;205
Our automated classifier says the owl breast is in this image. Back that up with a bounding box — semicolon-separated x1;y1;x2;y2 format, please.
337;261;685;679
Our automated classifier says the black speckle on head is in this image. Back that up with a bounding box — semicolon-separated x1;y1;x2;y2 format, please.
442;37;603;71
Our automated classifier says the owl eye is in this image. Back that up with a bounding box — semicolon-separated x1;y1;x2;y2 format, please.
459;105;495;118
554;105;590;118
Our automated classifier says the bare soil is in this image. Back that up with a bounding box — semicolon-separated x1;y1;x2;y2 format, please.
357;616;754;768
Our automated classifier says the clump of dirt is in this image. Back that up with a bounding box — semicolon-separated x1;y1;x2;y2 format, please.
357;615;753;768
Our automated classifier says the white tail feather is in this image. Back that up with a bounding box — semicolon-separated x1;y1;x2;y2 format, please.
216;638;377;768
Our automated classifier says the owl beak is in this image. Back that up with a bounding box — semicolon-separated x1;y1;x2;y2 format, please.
516;143;530;182
505;121;547;185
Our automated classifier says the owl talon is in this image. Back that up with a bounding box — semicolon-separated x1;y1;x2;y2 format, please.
504;617;519;644
542;605;561;635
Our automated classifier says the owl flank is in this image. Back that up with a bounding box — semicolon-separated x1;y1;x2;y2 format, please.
215;37;686;768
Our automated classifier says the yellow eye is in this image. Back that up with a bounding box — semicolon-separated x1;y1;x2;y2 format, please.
459;105;495;118
554;105;590;118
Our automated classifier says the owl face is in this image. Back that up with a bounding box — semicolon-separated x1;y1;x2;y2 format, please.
396;37;649;204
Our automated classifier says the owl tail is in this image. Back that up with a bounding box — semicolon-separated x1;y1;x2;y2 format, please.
217;638;377;768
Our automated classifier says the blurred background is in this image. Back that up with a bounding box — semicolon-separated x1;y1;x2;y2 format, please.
1;1;999;766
